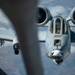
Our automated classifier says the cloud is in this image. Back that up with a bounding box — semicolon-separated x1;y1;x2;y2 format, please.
48;6;67;17
40;0;54;4
0;27;14;32
71;43;75;53
0;9;11;24
0;9;15;31
0;9;13;29
71;44;75;53
68;7;72;11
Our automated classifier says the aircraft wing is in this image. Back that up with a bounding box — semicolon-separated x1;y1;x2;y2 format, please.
0;28;15;41
67;21;75;43
70;27;75;43
66;7;75;27
38;31;46;42
66;7;75;42
68;20;75;27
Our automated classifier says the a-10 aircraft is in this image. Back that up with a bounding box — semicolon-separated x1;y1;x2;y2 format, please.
37;6;75;65
0;6;75;65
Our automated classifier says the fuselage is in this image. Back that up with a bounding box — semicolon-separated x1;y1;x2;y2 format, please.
45;16;71;65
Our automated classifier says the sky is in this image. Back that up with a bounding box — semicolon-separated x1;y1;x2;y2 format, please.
0;0;75;25
39;0;75;17
0;0;75;75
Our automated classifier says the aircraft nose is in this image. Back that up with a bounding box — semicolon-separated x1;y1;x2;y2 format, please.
51;50;63;57
52;50;63;65
53;59;63;65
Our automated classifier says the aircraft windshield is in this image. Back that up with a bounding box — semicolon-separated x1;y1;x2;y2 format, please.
55;18;61;34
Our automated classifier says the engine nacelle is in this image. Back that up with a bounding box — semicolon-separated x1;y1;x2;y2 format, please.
69;7;75;24
13;43;20;54
36;6;52;26
13;37;19;54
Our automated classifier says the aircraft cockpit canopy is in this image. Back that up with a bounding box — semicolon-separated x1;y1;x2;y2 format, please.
50;17;67;34
55;18;61;34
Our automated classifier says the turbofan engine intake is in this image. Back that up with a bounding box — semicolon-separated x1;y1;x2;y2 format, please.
13;43;20;54
36;6;52;26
